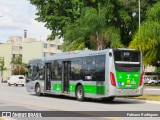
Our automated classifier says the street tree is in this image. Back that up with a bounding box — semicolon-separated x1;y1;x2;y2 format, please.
30;0;159;49
63;6;123;51
129;2;160;66
10;56;27;75
0;57;7;82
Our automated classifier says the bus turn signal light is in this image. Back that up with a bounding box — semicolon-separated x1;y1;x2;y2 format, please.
110;72;116;87
139;72;144;86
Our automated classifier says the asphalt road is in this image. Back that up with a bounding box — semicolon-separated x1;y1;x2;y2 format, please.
143;87;160;95
0;83;160;120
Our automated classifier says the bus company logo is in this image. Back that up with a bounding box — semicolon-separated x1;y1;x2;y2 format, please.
127;74;131;79
2;112;11;117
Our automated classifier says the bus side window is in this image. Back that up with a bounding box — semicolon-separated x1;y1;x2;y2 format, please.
39;68;44;80
71;58;82;80
95;55;105;81
52;60;62;80
82;56;96;81
28;66;33;79
33;66;39;80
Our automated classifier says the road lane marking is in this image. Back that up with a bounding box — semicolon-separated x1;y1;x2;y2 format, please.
0;98;124;120
0;98;70;111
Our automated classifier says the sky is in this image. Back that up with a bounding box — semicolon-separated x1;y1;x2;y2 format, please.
0;0;51;43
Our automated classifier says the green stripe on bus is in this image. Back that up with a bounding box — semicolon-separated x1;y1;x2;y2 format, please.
53;84;106;95
53;84;62;91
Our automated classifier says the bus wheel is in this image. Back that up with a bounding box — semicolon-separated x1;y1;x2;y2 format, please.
76;85;85;101
8;83;11;86
14;83;17;86
35;84;42;96
102;97;115;102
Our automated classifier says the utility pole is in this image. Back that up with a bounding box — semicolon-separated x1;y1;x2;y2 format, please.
138;0;141;29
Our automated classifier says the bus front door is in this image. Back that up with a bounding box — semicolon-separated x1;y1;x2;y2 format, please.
45;63;51;91
62;61;71;93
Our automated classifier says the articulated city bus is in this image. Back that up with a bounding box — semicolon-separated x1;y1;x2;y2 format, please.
26;48;143;101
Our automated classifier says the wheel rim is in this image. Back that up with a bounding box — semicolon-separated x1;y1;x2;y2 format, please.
77;89;82;99
36;86;40;93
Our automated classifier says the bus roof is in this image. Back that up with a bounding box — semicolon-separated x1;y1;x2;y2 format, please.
28;48;139;64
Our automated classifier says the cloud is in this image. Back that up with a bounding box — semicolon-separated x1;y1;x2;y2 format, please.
0;0;51;43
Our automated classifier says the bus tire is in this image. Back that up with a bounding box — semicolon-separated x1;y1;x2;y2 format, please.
102;97;115;102
8;83;11;86
35;84;42;96
76;85;85;101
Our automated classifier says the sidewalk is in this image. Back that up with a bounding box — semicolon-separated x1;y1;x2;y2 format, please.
0;83;7;87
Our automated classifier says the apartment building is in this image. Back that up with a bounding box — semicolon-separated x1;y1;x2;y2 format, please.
0;36;22;80
22;37;62;64
0;36;62;81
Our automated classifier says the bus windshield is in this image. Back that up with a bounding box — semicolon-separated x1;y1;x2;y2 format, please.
114;50;140;63
113;50;141;72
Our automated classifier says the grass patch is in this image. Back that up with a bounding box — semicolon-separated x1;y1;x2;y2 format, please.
144;85;160;88
127;94;160;101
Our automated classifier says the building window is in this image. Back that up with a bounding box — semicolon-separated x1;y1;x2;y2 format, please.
12;54;21;58
12;46;19;51
50;44;56;48
58;45;61;50
43;43;48;48
50;53;55;56
43;52;50;57
12;54;16;58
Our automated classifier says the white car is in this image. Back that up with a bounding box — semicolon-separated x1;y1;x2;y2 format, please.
147;79;158;85
8;75;25;86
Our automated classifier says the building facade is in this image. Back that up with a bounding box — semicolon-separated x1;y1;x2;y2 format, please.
0;36;23;81
0;36;62;81
22;37;61;64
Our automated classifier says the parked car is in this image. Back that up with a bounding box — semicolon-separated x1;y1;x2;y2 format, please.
8;75;25;86
147;79;158;85
157;80;160;84
143;77;151;84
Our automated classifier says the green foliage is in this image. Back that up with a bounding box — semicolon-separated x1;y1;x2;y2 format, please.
63;4;124;51
11;56;22;65
10;56;27;75
0;58;4;70
12;66;27;75
30;0;159;49
155;67;160;74
129;2;160;66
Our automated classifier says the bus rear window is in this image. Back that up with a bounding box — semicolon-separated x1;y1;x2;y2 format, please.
114;50;140;62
